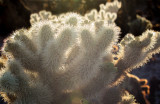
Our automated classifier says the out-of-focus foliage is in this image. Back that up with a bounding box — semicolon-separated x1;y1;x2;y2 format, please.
0;0;30;41
22;0;153;36
22;0;106;14
0;0;159;38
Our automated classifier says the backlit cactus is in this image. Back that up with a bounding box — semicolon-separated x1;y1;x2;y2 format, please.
0;0;159;104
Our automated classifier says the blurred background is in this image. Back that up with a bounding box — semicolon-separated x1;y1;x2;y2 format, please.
0;0;160;104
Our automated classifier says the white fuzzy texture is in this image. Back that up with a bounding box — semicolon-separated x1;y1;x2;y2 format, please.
0;0;160;104
116;30;157;73
0;71;18;93
100;0;121;13
1;14;120;103
120;91;138;104
42;27;76;72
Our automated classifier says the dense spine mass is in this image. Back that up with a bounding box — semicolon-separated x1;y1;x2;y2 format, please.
0;0;159;104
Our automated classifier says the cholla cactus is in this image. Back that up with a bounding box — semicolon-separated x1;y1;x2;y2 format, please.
0;0;160;104
128;15;153;36
120;91;137;104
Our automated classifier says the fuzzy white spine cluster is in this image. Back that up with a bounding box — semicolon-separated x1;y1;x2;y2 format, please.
114;30;160;84
0;0;160;104
0;15;120;104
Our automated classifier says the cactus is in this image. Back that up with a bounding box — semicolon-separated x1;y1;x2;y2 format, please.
0;0;159;104
128;15;153;36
